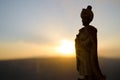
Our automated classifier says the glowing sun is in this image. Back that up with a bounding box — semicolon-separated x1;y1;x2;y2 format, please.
56;40;75;56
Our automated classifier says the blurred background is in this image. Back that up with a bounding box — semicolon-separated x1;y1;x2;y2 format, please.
0;0;120;80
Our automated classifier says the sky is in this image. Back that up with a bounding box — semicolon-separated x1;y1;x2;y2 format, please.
0;0;120;60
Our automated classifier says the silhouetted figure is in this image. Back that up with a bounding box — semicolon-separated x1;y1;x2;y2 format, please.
75;5;106;80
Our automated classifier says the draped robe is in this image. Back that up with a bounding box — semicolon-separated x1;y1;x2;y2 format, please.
75;25;105;80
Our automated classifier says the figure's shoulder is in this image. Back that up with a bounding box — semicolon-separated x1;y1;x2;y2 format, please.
88;25;97;32
79;26;97;32
76;27;85;38
77;25;97;36
79;27;86;33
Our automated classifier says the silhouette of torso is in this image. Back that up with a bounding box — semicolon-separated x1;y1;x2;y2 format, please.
75;25;105;80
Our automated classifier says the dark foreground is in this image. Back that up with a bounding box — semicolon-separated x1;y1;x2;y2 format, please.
0;57;120;80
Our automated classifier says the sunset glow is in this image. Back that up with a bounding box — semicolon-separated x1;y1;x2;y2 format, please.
56;40;75;57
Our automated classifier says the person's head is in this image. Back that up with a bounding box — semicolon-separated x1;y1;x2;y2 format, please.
80;5;94;26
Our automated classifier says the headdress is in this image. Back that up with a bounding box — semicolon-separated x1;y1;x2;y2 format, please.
80;5;94;23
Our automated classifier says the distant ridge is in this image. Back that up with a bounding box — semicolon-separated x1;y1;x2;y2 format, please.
0;57;120;80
